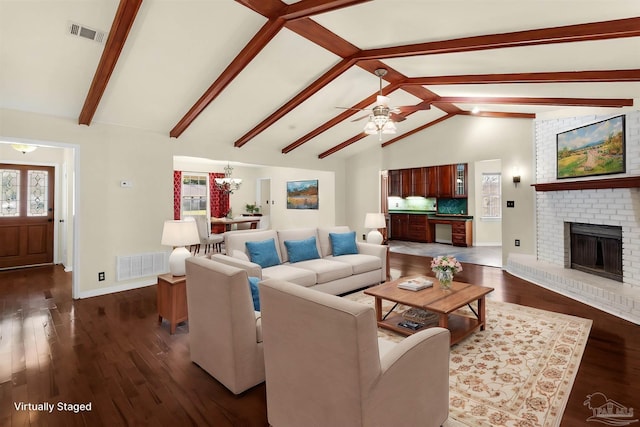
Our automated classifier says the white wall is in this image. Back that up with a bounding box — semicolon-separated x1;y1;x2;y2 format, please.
345;115;536;264
0;108;345;297
474;159;502;246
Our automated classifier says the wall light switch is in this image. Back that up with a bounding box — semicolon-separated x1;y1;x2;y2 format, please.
507;200;515;208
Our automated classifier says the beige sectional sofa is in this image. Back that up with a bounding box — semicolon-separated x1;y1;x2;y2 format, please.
212;226;387;295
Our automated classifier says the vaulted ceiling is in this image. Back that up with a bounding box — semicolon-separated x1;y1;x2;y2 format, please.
1;0;639;159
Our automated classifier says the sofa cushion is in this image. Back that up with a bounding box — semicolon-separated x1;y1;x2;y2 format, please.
277;228;320;263
317;226;350;257
329;231;359;256
262;265;317;287
248;276;261;311
328;253;382;275
226;229;281;260
284;236;321;263
246;238;281;268
291;259;352;284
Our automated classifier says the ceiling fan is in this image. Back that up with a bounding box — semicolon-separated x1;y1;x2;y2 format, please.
338;68;429;139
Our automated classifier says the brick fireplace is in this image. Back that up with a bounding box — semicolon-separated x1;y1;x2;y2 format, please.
507;111;640;324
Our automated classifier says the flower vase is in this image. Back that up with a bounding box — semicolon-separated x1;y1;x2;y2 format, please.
436;270;454;290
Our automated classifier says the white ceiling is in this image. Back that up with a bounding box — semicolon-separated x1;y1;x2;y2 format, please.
1;0;639;160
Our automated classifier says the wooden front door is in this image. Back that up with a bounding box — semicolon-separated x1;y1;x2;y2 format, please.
0;164;55;268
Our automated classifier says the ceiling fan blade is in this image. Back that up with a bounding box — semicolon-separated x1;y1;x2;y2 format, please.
336;106;366;112
351;114;371;122
397;101;432;114
390;112;407;122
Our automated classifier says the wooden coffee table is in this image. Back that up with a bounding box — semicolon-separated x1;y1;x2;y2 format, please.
364;276;494;345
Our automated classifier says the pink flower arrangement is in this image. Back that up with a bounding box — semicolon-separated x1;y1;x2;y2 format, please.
430;255;463;275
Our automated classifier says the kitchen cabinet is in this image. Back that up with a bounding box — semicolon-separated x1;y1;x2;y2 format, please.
454;163;468;198
390;213;408;240
388;169;402;197
390;213;432;242
387;163;467;198
452;220;473;246
400;169;412;197
437;164;455;198
401;168;427;197
427;166;439;197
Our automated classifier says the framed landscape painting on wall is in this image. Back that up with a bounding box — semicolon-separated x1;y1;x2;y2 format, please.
287;180;318;209
557;115;625;179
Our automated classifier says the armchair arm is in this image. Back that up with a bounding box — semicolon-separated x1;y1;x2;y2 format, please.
356;242;388;282
210;254;262;279
365;327;450;426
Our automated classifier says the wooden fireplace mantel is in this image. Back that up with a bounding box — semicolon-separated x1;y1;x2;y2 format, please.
532;176;640;192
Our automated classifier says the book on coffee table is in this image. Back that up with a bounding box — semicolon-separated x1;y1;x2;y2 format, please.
397;276;433;291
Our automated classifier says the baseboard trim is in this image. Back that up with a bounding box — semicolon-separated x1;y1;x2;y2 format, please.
78;277;157;299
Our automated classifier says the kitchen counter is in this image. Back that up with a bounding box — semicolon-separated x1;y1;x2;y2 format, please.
428;214;473;221
387;210;435;215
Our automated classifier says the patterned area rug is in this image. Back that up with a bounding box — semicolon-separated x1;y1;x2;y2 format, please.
344;291;592;427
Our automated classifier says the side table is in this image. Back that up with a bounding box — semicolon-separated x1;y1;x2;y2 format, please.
157;273;188;334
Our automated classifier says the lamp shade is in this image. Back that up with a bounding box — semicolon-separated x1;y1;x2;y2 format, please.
161;220;199;247
161;220;199;276
364;213;386;229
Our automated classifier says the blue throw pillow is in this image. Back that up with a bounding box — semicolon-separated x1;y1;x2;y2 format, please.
245;238;281;268
284;236;320;263
329;231;358;256
248;276;260;311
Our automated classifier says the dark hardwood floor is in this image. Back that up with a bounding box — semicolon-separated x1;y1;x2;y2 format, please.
1;253;638;426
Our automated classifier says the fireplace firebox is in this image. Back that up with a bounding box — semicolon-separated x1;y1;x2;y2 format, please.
570;223;622;282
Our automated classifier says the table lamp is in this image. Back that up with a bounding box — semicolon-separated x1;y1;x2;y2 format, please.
364;213;386;245
161;220;200;276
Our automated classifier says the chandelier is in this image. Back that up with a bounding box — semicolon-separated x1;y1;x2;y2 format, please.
214;163;242;194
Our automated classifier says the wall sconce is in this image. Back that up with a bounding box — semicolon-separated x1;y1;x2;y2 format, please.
512;167;521;187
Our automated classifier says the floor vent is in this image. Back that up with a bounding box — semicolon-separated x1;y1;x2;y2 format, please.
117;252;167;281
68;22;107;44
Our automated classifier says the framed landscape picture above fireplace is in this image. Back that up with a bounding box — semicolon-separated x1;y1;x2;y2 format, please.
557;115;625;179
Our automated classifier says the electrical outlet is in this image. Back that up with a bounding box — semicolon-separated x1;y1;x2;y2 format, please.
98;272;105;281
507;201;515;208
515;239;520;247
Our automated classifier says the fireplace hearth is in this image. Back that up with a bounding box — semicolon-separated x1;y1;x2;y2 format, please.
569;223;622;282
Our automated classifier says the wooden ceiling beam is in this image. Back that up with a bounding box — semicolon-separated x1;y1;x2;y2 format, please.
282;0;372;21
282;82;400;153
78;0;143;126
170;18;285;138
434;96;634;108
172;0;366;138
456;111;536;119
318;133;368;159
381;114;456;148
356;17;640;60
404;69;640;85
234;57;358;147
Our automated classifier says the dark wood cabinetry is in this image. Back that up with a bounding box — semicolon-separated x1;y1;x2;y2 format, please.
389;169;401;197
451;221;473;246
390;213;432;242
389;163;466;198
437;165;455;198
390;214;408;240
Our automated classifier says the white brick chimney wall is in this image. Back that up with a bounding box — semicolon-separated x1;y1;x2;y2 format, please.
507;111;640;323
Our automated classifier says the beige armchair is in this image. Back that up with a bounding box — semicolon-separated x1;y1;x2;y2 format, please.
185;257;264;394
259;279;451;427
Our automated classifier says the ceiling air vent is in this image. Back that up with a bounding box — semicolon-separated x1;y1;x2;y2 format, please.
68;22;107;44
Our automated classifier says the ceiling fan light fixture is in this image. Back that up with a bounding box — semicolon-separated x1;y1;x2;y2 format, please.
364;119;378;135
382;120;397;134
